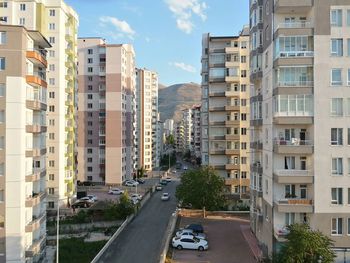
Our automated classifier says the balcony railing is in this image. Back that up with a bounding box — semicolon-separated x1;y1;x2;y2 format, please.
276;21;312;30
276;51;314;59
274;169;309;176
274;139;313;146
276;80;313;87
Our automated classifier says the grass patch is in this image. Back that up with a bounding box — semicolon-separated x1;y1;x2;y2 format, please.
59;238;106;263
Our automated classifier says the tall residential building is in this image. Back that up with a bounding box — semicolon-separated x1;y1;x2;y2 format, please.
0;24;50;263
249;0;350;260
164;119;174;137
182;108;193;152
156;119;164;167
174;121;185;153
1;0;79;209
201;27;251;197
135;68;158;171
77;38;136;185
191;104;201;159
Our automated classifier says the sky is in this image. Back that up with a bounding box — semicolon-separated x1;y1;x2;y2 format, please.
65;0;249;86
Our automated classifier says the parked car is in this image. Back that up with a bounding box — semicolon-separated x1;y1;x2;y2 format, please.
130;193;142;200
165;177;172;182
161;193;170;201
172;236;208;251
156;184;163;191
160;180;168;186
130;197;139;205
72;200;92;209
184;224;204;233
183;166;188;170
77;180;95;186
137;178;145;184
79;195;97;203
125;180;139;187
108;188;124;195
175;229;206;240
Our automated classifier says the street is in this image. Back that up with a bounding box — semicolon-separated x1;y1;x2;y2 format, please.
98;173;180;263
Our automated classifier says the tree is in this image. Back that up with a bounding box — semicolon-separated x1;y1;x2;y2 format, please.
116;193;134;219
176;166;226;211
166;134;175;145
276;224;335;263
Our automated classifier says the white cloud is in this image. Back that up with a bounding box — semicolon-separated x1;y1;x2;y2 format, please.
99;16;136;39
165;0;207;34
170;62;196;73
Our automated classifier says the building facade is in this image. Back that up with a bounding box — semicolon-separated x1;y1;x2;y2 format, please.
191;105;201;159
164;119;174;137
201;27;251;197
77;38;136;185
249;0;350;260
174;121;185;153
182;108;193;152
1;0;79;210
0;24;50;263
135;68;158;171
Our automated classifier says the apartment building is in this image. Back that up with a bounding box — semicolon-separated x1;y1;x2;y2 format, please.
77;38;136;185
156;119;164;167
135;68;159;171
0;0;78;210
191;105;201;159
249;0;350;260
0;24;50;263
174;121;185;153
201;27;251;197
164;119;174;137
182;108;193;152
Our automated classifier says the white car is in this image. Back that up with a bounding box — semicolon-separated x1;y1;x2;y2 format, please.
161;193;170;201
165;177;172;182
130;196;139;205
125;180;139;187
175;229;207;240
79;197;95;203
183;166;188;170
172;236;208;251
130;193;142;201
80;195;98;203
108;188;124;195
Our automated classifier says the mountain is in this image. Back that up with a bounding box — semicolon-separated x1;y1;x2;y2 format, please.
158;82;201;122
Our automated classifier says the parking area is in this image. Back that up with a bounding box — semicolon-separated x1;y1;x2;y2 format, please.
172;216;256;263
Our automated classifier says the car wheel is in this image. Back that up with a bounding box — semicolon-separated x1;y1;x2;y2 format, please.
177;245;183;250
198;246;204;251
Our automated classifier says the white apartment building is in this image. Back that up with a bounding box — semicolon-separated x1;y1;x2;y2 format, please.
191;105;201;159
249;0;350;260
182;108;193;152
1;0;78;210
135;68;159;171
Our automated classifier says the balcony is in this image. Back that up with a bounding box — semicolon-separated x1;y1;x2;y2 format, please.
209;106;225;112
211;164;226;170
251;185;263;197
209;148;225;155
225;163;240;170
250;141;263;150
273;169;313;184
25;235;46;258
275;198;313;213
26;147;47;158
274;0;312;14
250;118;263;127
225;134;240;140
225;46;239;53
225;178;240;186
274;51;314;68
225;89;240;97
273;139;313;154
25;168;45;183
25;213;46;233
25;192;46;208
209;135;225;140
209;91;225;97
26;99;47;111
26;124;47;134
225;149;240;155
26;50;47;67
251;162;263;174
274;226;289;242
225;120;240;126
225;76;239;83
209;77;225;83
225;105;240;111
274;21;313;37
209;121;225;126
274;80;314;96
26;73;47;88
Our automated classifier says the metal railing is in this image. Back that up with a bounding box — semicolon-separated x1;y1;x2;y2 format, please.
274;139;313;146
276;51;314;58
276;21;312;29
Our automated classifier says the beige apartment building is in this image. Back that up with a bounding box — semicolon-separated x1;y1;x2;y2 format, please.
0;24;50;263
135;68;159;171
77;38;136;185
191;105;201;159
249;0;350;260
201;27;251;198
0;0;78;210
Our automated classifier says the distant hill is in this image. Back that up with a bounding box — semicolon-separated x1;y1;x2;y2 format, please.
158;82;201;122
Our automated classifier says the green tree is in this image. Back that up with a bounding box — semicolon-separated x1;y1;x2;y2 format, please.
176;166;226;210
276;223;335;263
116;193;134;219
166;134;175;145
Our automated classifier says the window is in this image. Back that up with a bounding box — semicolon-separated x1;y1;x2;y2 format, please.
331;218;343;235
331;9;343;27
332;158;343;175
88;85;93;90
49;147;54;153
241;70;247;78
241;99;247;106
88;67;93;73
19;18;25;25
241;56;246;63
87;139;92;144
49;64;55;71
241;142;247;150
88;58;93;64
241;41;247;49
331;128;343;145
0;58;4;70
241;84;246;92
241;157;247;164
0;2;7;8
348;69;350;86
49;9;55;16
331;39;343;56
241;113;247;121
348;10;350;26
49;37;55;44
88;76;93;81
48;188;54;195
49;50;55;57
87;103;93;109
331;188;343;204
87;94;93;99
348;218;350;235
88;49;93;54
49;105;55;112
0;17;7;23
49;92;55;98
87;167;93;172
49;78;55;85
49;160;55;167
0;32;6;44
49;133;55;140
87;148;93;154
331;98;343;116
87;158;93;163
49;174;54;181
348;129;350;145
241;128;247;135
49;23;55;30
48;202;54;208
20;3;26;10
331;69;342;86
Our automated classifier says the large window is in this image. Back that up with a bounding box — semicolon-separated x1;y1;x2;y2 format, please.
331;39;343;56
274;95;313;116
209;54;225;64
332;158;343;175
0;58;4;70
275;36;313;58
331;128;343;145
331;98;343;116
331;69;342;86
276;66;313;87
331;9;343;27
331;188;343;204
0;32;6;44
331;218;343;235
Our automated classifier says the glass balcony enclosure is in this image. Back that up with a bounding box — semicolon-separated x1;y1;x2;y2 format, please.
274;36;314;58
274;94;313;116
275;66;313;87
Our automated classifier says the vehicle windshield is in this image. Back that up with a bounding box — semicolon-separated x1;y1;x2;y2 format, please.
193;237;200;242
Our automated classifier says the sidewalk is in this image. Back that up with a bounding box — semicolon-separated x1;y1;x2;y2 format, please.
240;225;262;261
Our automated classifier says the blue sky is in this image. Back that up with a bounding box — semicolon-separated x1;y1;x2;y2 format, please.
66;0;249;86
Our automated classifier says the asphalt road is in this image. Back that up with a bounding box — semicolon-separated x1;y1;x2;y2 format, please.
98;175;180;263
